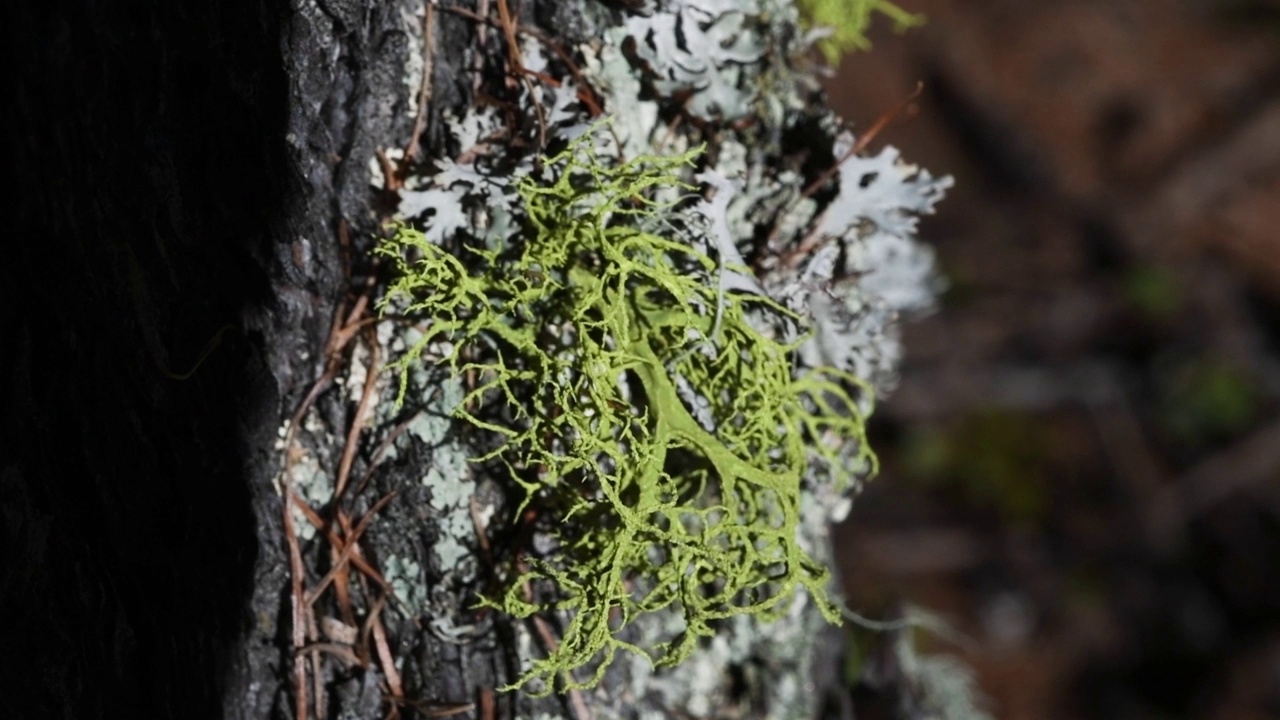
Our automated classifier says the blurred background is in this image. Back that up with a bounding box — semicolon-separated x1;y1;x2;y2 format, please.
823;1;1280;718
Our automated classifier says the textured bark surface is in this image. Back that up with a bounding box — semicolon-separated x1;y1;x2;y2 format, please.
3;1;599;717
5;2;866;718
3;0;416;716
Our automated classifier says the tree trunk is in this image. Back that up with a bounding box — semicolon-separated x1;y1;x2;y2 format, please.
5;2;879;719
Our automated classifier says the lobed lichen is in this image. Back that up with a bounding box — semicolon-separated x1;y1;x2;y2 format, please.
378;130;876;694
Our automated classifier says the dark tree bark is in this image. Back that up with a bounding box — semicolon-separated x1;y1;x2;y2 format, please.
6;1;285;718
5;0;391;716
3;1;576;717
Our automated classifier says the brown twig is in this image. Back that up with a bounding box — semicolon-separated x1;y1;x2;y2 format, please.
478;687;497;720
375;148;404;192
437;2;605;118
766;82;924;271
352;408;425;499
471;0;491;94
494;0;521;75
283;486;310;720
288;262;382;642
311;644;326;720
393;697;475;718
278;245;384;718
495;0;548;149
279;346;343;720
405;2;436;162
331;511;358;628
304;490;401;604
335;332;380;501
369;594;405;708
799;82;923;202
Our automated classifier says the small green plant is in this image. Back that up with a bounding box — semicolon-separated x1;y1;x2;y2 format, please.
796;0;926;65
378;132;875;694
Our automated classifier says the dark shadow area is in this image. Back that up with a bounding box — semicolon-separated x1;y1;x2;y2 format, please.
2;1;286;717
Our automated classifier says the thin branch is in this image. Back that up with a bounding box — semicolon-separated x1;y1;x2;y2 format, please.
334;332;380;501
405;2;437;162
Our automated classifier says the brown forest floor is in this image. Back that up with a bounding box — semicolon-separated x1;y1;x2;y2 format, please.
824;1;1280;718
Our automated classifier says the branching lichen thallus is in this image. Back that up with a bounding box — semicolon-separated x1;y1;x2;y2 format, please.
377;132;875;694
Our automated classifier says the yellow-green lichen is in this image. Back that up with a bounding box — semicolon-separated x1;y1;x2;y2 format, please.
796;0;926;65
377;132;875;695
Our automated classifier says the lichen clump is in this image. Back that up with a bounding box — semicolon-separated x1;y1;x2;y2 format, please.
378;134;874;693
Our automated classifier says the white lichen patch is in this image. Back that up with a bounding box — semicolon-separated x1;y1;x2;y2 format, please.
370;323;480;579
776;134;953;395
273;420;331;542
580;39;660;160
343;339;371;404
620;1;764;121
420;436;474;572
608;584;829;720
382;553;428;613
